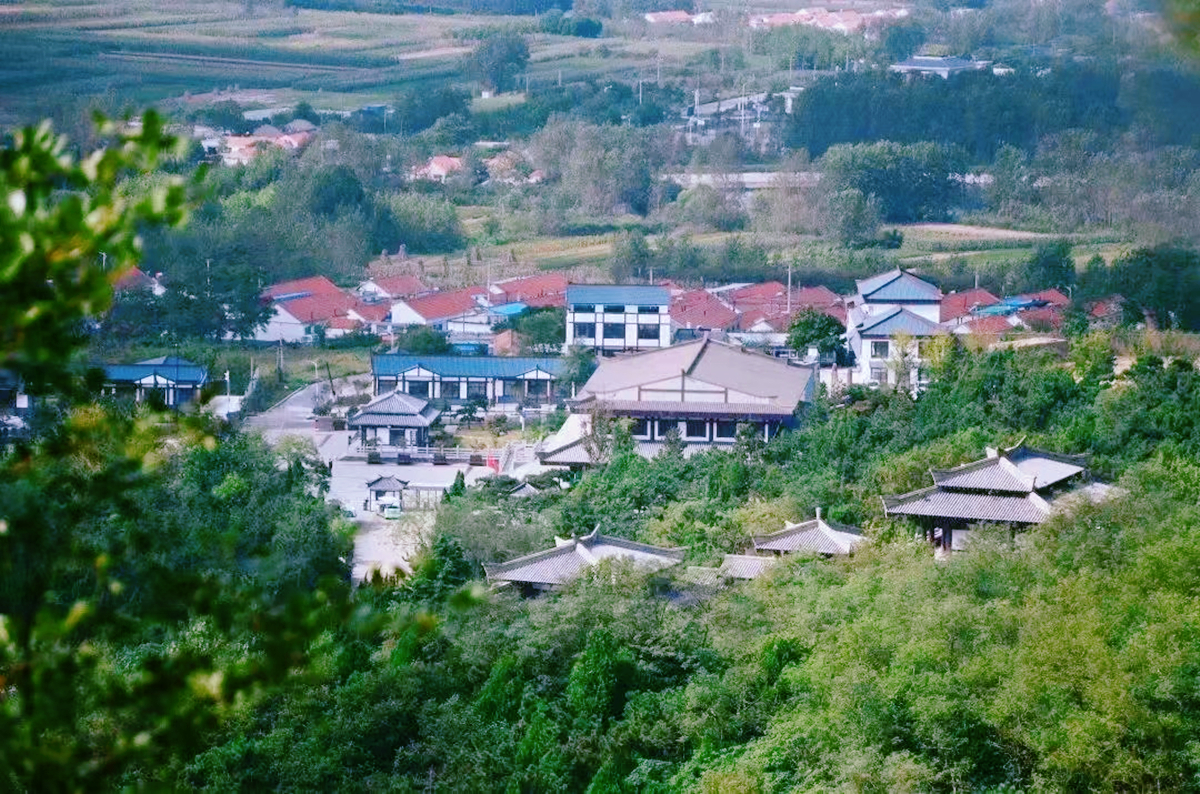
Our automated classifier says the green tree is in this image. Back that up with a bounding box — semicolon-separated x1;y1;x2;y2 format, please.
788;308;846;357
1022;239;1075;292
820;141;968;223
822;187;882;247
610;229;653;282
393;324;452;354
1108;244;1200;330
0;115;353;789
515;308;566;354
468;33;530;93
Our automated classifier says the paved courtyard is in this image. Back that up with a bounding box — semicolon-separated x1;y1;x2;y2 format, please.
244;378;492;582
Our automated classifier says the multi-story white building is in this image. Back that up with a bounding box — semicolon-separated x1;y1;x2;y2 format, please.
565;285;671;354
845;269;945;389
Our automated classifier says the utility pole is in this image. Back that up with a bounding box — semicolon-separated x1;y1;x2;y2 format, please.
787;260;793;316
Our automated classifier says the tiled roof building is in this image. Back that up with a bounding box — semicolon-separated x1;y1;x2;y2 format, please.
483;530;684;595
753;516;866;556
883;443;1105;551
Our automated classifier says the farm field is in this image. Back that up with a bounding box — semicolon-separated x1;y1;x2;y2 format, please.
0;0;728;126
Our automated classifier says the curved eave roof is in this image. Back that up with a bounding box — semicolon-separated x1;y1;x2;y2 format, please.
883;487;1049;524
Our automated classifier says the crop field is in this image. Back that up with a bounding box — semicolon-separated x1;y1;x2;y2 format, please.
0;0;718;126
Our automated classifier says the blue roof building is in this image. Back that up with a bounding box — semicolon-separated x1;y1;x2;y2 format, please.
101;356;209;407
565;285;672;353
371;354;564;405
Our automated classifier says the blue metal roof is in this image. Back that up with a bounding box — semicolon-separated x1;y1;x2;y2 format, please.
566;285;669;306
857;269;942;303
102;359;209;385
372;354;564;379
858;307;944;337
491;302;529;317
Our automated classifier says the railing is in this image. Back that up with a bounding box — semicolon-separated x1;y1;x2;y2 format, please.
357;443;504;466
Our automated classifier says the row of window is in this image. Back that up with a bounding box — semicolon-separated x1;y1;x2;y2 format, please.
630;418;742;442
573;323;662;341
868;339;933;359
570;304;663;314
868;366;929;385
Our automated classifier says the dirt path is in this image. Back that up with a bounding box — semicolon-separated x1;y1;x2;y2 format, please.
902;223;1055;241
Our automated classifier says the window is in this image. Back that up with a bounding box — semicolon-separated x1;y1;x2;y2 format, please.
870;340;889;359
714;420;738;440
869;365;887;384
685;419;708;440
630;418;650;437
571;304;595;313
466;380;487;399
638;305;661;314
603;304;625;314
637;323;660;340
407;380;430;398
603;322;625;340
573;322;595;339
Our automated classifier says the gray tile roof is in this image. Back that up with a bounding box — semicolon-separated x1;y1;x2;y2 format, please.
719;554;777;579
348;390;441;428
566;284;670;306
753;518;865;555
483;530;684;587
683;566;723;587
883;444;1095;526
857;269;943;303
857;307;944;338
574;338;814;415
883;486;1051;524
367;475;408;491
930;444;1086;493
372;355;564;379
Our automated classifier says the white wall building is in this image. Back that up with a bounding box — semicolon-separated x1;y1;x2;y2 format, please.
565;285;671;354
845;269;945;388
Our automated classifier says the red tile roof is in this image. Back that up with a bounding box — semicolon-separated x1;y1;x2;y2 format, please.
263;275;343;301
671;290;737;329
1016;305;1063;329
491;273;568;306
373;274;429;298
1021;288;1070;307
1089;295;1125;318
352;300;392;324
962;315;1015;336
940;288;999;322
277;291;361;326
729;282;843;317
114;267;153;292
404;286;486;322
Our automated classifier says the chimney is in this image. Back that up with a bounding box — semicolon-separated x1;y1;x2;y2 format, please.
815;506;822;521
